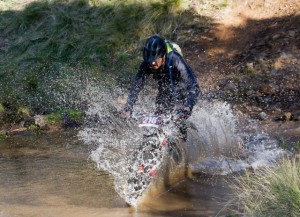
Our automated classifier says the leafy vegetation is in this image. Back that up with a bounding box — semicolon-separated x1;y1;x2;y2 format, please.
0;0;205;123
230;159;300;217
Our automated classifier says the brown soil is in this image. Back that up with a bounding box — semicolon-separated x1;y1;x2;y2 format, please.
185;0;300;143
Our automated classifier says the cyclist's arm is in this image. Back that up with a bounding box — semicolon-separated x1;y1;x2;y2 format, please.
174;54;201;111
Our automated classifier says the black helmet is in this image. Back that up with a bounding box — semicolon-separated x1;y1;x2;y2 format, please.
143;35;167;63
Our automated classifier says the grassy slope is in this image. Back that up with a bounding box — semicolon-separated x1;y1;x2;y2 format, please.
0;0;201;121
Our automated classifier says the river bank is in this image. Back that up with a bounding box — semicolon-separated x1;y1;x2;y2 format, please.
1;0;298;145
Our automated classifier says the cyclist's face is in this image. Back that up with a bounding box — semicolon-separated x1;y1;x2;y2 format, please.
150;55;165;70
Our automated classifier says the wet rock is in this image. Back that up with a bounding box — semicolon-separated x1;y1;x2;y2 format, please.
257;112;267;121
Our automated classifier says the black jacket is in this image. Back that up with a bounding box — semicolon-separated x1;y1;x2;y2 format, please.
126;51;200;113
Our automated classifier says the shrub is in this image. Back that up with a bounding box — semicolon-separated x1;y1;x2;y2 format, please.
230;159;300;217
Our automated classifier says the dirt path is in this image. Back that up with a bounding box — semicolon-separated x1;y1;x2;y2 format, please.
186;0;300;143
187;0;299;88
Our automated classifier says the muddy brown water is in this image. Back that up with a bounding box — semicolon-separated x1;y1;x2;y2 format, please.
0;131;231;217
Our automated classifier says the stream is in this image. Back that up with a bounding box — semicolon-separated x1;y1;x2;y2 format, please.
0;131;231;217
0;104;286;216
0;88;287;217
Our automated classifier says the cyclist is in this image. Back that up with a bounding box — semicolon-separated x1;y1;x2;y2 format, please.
123;34;201;119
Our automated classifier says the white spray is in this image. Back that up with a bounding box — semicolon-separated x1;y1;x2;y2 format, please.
78;83;285;205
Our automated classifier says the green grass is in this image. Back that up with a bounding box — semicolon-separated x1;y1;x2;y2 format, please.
230;159;300;217
0;0;207;123
46;112;62;125
46;109;83;125
215;0;228;10
1;0;195;66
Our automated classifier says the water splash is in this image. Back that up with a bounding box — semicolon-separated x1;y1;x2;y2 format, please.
77;83;152;205
78;84;285;205
187;100;285;175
